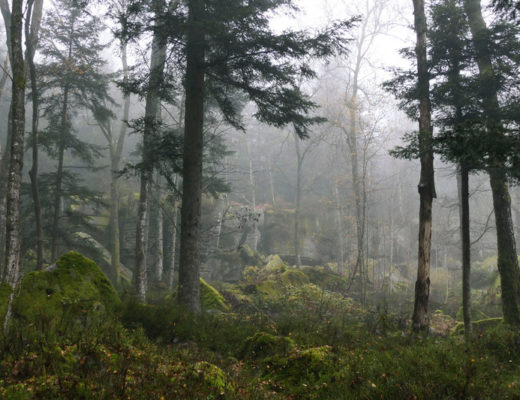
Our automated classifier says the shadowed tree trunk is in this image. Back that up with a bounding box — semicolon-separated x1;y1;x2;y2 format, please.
2;0;25;285
167;182;179;290
50;84;69;261
26;0;45;270
148;173;164;282
457;166;472;338
178;0;205;313
411;0;436;333
0;0;14;277
463;0;520;325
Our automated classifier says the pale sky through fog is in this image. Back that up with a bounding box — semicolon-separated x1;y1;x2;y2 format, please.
271;0;416;80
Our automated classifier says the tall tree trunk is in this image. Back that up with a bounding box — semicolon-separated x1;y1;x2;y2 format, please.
268;155;276;206
0;89;11;274
2;0;24;285
178;0;205;313
389;205;394;294
411;0;436;333
0;0;14;277
245;139;258;251
51;86;69;261
149;174;164;282
294;133;302;269
110;42;130;284
167;189;179;291
457;166;472;338
26;0;44;270
464;0;520;325
134;0;167;301
166;96;183;289
335;179;345;275
345;77;366;296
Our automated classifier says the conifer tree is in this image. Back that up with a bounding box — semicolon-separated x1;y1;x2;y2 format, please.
171;0;355;312
463;0;520;325
37;0;113;261
387;0;520;328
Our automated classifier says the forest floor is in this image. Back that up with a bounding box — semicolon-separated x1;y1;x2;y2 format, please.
1;252;519;399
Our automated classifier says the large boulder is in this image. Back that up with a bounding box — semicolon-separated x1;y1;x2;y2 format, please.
206;244;265;282
200;278;230;312
10;251;121;328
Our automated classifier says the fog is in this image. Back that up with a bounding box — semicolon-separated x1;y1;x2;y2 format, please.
0;0;519;397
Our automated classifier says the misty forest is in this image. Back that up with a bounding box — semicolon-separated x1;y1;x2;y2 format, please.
3;0;520;398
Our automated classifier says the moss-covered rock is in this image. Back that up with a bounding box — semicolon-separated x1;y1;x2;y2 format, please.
266;345;336;386
240;332;295;360
209;245;265;282
430;310;457;336
239;244;265;267
12;251;121;325
280;269;310;287
220;283;253;308
265;254;288;272
453;317;503;335
256;280;286;297
301;266;348;293
200;278;230;312
455;306;488;322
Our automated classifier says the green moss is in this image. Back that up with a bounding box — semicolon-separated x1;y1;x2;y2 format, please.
191;361;234;393
455;306;488;322
200;278;230;312
453;317;503;335
266;345;336;387
257;280;285;297
239;244;265;266
301;266;348;293
0;282;12;309
220;283;253;308
0;282;12;334
242;266;259;282
240;332;295;359
265;255;288;272
12;251;121;324
280;269;310;287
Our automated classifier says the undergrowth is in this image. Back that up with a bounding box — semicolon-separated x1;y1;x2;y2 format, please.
1;255;520;399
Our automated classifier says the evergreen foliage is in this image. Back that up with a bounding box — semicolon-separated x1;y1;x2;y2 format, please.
34;0;114;260
385;0;520;181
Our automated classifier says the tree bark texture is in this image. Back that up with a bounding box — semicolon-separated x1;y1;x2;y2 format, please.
26;0;45;270
178;0;205;313
411;0;435;333
167;191;179;290
2;0;25;285
50;86;69;261
463;0;520;325
134;0;167;301
110;41;130;284
148;174;164;282
458;167;472;338
0;0;13;278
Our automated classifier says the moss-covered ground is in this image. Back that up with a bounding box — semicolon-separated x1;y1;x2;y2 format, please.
1;252;520;399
